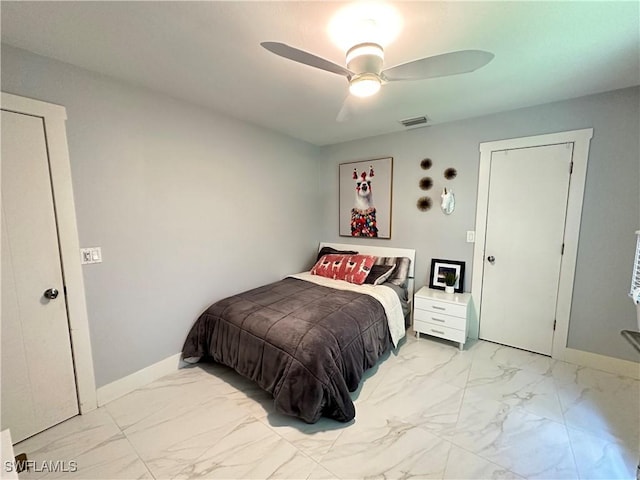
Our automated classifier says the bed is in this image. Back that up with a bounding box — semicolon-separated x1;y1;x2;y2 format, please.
182;243;415;423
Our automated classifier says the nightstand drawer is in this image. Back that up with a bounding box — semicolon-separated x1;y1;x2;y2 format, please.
413;309;466;330
414;296;466;318
414;319;466;343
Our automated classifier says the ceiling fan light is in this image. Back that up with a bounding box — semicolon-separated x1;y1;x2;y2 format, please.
328;3;402;50
349;74;381;97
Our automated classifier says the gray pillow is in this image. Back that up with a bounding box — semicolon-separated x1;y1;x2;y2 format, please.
316;246;358;262
373;256;411;288
364;264;396;285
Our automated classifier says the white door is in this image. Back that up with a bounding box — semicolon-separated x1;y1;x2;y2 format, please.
479;143;573;355
1;110;78;442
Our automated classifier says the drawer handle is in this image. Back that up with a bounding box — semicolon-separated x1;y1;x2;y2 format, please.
432;317;446;323
431;329;445;335
432;306;446;311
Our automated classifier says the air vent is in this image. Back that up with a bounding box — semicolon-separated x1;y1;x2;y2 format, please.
399;116;428;128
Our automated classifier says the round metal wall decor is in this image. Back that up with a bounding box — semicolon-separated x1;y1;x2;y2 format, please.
419;177;433;190
417;196;432;211
420;158;432;170
444;167;457;180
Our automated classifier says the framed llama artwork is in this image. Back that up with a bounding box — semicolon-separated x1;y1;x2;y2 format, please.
339;157;393;238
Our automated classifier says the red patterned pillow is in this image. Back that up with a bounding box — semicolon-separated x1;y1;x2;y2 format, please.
310;254;377;285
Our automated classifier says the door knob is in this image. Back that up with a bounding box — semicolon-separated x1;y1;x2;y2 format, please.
44;288;59;300
487;255;495;264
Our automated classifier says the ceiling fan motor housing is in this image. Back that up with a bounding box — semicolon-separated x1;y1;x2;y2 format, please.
346;42;384;76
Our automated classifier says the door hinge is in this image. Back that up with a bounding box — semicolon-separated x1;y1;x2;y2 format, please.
553;319;557;331
63;285;67;295
561;243;565;255
569;161;574;174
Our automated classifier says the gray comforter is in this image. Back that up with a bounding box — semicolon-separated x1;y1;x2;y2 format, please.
182;277;391;423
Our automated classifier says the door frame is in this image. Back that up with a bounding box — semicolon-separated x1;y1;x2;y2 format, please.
1;92;97;413
471;128;593;360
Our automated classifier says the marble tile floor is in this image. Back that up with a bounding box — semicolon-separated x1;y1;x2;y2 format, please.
14;335;640;480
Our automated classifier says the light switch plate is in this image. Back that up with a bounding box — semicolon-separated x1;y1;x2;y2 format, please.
80;247;102;264
466;231;476;243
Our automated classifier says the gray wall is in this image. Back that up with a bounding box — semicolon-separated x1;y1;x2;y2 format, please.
3;43;638;386
2;45;322;387
319;87;640;362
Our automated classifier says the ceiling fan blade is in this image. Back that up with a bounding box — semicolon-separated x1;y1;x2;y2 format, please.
382;50;494;81
261;42;353;78
336;95;355;123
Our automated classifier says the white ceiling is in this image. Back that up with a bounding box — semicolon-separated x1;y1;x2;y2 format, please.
2;1;639;146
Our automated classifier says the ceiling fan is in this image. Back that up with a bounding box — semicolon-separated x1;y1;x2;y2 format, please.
261;41;494;121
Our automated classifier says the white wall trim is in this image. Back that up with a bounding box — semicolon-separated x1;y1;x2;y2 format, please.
472;128;594;362
1;92;98;413
96;353;183;406
563;348;640;380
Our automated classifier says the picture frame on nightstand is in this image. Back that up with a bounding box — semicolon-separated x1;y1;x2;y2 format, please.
429;258;465;293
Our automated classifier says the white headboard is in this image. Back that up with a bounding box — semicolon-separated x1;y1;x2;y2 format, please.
318;242;416;300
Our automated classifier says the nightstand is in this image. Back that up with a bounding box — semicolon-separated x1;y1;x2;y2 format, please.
413;286;471;350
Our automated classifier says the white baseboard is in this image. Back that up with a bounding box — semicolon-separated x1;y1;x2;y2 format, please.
562;348;640;380
93;346;639;408
96;353;183;406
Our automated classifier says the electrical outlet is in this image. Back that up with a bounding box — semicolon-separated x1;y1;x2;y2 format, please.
466;231;476;243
